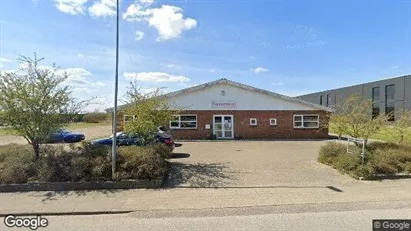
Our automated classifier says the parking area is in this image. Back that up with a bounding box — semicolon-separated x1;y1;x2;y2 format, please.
164;140;357;188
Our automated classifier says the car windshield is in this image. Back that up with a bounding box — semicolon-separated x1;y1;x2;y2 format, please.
59;129;71;134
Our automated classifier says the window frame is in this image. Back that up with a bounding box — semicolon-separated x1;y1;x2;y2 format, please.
250;118;258;126
123;115;136;123
372;86;380;118
385;84;395;121
269;118;277;126
293;114;320;129
169;114;198;129
326;94;331;107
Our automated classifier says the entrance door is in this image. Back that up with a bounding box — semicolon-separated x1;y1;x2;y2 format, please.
213;115;234;139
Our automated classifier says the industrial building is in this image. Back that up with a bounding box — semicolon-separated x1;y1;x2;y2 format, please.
297;74;411;121
106;78;332;140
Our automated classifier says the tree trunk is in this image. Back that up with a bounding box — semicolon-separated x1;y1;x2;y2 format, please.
32;140;40;159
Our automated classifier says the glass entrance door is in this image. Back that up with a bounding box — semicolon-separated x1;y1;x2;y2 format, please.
213;115;234;139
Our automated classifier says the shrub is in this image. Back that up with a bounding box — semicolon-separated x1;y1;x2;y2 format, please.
369;148;411;174
405;162;411;174
83;113;108;123
0;144;37;183
333;153;361;173
352;164;376;179
117;146;168;180
0;142;169;184
151;143;173;159
317;142;347;165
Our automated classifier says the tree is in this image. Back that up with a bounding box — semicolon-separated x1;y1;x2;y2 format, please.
330;93;389;146
389;109;411;144
0;54;93;158
122;81;181;145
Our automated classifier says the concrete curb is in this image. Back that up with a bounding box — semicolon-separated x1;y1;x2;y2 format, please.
0;179;163;193
0;210;134;217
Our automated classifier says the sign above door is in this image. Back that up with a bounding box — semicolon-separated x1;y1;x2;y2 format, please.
211;100;236;108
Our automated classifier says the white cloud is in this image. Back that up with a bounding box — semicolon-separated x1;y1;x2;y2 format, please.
249;56;256;60
250;67;269;74
209;68;217;73
54;0;88;15
88;0;117;17
0;57;11;63
391;65;399;69
124;71;190;83
164;64;175;68
77;53;98;61
135;30;145;41
123;1;197;40
58;67;93;85
0;57;12;68
272;81;285;86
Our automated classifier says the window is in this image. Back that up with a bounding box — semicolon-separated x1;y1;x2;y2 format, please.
320;95;323;105
372;87;380;118
269;118;277;126
293;115;319;128
326;94;331;106
385;84;395;121
169;115;197;129
250;118;257;126
124;115;135;123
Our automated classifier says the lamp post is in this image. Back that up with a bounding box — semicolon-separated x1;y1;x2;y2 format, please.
111;0;120;181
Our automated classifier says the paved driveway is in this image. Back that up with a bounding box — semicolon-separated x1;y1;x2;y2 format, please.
164;140;356;188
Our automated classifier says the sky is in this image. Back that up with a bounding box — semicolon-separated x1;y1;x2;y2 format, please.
0;0;410;111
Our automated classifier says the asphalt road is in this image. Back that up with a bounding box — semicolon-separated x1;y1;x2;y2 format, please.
3;201;410;231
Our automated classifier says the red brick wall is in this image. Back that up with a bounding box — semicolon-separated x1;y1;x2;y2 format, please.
169;110;329;140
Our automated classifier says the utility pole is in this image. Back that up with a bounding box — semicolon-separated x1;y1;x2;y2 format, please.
111;0;120;181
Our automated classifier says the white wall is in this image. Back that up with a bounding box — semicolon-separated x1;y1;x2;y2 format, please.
167;83;317;111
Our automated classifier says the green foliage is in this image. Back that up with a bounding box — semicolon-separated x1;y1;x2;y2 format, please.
389;109;411;144
0;144;37;183
83;113;108;123
150;143;173;159
369;146;411;174
333;153;361;173
0;143;169;184
329;93;390;145
0;54;94;158
352;164;376;179
122;82;181;145
318;141;411;179
117;146;168;180
317;142;347;165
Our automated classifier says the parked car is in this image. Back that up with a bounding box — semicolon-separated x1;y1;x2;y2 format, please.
91;127;182;151
43;128;86;143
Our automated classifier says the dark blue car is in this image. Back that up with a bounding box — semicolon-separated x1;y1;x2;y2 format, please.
44;128;86;143
90;130;181;151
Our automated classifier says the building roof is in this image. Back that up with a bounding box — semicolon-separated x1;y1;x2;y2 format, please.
105;78;334;112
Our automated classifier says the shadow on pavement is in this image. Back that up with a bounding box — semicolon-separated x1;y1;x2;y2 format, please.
170;153;191;159
162;162;237;188
28;189;123;202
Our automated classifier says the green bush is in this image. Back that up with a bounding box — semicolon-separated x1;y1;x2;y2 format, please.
352;163;376;179
151;143;173;159
405;162;411;174
333;153;361;173
0;144;37;183
317;142;347;165
0;142;169;184
83;113;108;123
117;146;168;180
369;148;411;174
318;140;411;179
